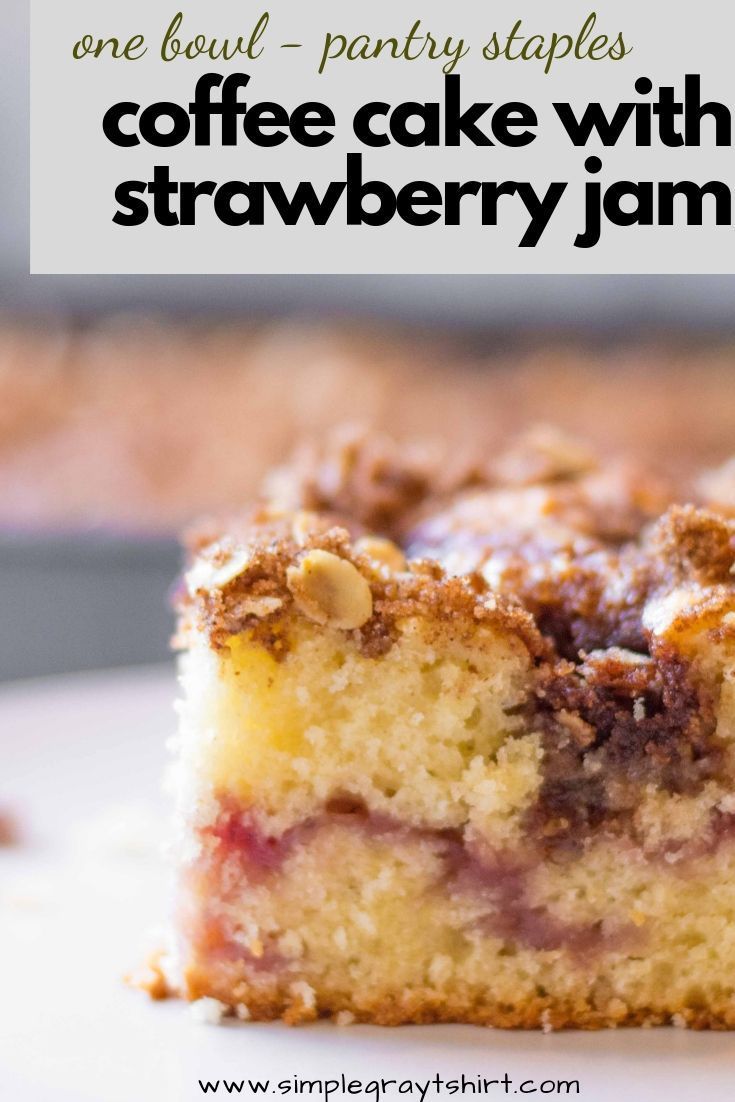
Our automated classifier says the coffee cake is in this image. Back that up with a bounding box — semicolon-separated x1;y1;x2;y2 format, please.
160;429;735;1029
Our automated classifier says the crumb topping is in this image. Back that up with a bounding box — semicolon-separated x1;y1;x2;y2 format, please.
179;516;543;661
180;428;734;664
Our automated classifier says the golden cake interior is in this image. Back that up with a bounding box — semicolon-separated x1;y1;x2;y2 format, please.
165;428;735;1028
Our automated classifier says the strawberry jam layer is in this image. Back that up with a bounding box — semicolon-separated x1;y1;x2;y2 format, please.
188;796;650;967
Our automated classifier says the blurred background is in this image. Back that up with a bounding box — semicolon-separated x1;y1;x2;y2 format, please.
3;0;735;680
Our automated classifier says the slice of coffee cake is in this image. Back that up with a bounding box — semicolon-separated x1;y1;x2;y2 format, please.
165;430;735;1028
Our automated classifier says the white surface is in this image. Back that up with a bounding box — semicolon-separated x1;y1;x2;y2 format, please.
1;665;734;1102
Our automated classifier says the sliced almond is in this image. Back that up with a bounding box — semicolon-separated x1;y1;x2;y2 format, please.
185;546;251;594
354;536;407;573
287;550;373;630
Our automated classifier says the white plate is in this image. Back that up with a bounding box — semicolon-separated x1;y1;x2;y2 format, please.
1;665;733;1102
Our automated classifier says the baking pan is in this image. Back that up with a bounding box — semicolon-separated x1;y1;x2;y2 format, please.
0;529;180;680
